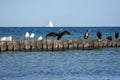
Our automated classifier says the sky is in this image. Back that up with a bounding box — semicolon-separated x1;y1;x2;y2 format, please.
0;0;120;27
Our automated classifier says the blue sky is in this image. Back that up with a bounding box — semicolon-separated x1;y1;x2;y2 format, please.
0;0;120;26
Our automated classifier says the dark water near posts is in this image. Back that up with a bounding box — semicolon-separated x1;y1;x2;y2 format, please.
0;27;120;80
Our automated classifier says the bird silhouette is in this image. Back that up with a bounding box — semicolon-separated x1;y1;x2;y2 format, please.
84;30;89;39
96;31;102;39
46;30;71;40
106;34;112;41
115;32;119;39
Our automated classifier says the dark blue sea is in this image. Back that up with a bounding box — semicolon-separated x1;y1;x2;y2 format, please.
0;27;120;80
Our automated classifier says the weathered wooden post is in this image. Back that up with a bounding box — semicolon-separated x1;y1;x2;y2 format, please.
63;40;68;50
53;40;64;51
31;40;37;51
47;40;53;51
83;40;90;50
53;40;58;51
13;41;20;51
94;40;99;49
89;40;94;50
98;39;104;48
78;40;84;50
25;40;32;51
19;40;25;51
42;40;47;51
102;39;108;47
7;41;14;51
116;39;120;47
68;40;74;50
73;40;79;49
58;40;64;51
37;40;43;51
107;40;113;47
112;39;120;47
0;41;8;52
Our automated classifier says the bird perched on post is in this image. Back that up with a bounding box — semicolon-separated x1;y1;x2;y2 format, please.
25;32;30;40
84;30;89;39
106;34;112;41
30;33;35;39
0;36;12;41
96;31;102;39
115;32;119;39
37;36;43;40
46;29;71;40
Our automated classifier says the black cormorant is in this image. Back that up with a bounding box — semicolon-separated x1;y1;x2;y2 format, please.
115;32;119;39
46;29;71;40
84;30;89;39
106;34;112;41
97;31;102;39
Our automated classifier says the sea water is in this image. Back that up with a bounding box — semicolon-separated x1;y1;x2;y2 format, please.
0;27;120;80
0;27;120;40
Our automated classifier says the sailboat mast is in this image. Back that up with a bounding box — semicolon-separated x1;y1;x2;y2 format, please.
48;20;53;27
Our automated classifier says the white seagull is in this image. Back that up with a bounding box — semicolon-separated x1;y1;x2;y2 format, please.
25;32;30;39
8;36;12;41
0;36;12;41
30;33;35;39
37;36;43;40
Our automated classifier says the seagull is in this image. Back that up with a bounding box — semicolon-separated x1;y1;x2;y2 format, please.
46;29;71;40
84;30;89;39
0;36;12;41
8;36;12;41
30;33;35;38
37;36;43;40
0;37;7;41
25;32;30;39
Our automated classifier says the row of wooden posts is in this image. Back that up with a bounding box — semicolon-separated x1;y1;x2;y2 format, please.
0;39;120;52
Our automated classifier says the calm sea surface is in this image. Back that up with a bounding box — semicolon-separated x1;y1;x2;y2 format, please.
0;27;120;80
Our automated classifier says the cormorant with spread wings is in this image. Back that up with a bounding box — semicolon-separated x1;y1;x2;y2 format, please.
46;29;71;40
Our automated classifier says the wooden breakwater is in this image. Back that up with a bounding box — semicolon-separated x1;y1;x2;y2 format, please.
0;39;120;52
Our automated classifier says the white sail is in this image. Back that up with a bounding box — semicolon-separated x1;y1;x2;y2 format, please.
48;20;53;27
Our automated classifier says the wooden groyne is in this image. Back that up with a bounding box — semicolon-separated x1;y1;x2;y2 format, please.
0;39;120;52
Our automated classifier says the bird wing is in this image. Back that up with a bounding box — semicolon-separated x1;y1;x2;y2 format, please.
61;30;71;36
46;32;58;37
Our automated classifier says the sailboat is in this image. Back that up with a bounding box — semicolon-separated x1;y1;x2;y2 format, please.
48;20;53;27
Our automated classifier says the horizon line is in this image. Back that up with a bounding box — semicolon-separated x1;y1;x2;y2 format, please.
0;25;120;27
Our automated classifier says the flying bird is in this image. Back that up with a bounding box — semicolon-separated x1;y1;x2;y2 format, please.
96;31;102;39
46;30;71;40
84;30;89;39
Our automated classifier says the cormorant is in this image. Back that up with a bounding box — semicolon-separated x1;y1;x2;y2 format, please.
115;32;119;39
106;34;112;41
97;31;102;39
84;30;89;39
46;29;71;40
